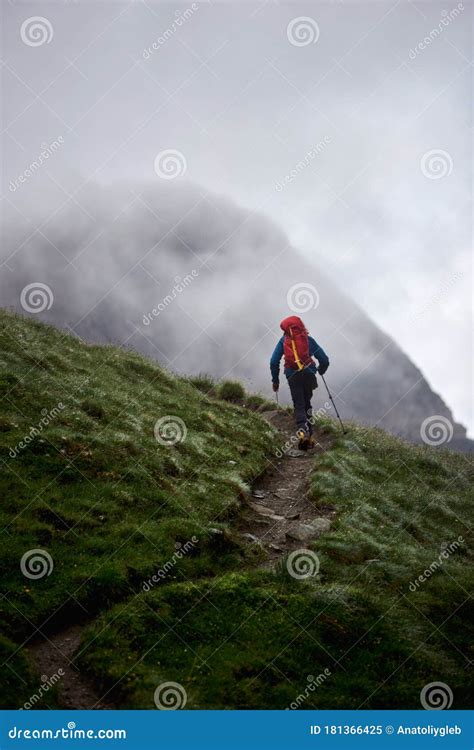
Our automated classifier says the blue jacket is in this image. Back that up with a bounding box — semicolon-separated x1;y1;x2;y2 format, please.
270;335;329;385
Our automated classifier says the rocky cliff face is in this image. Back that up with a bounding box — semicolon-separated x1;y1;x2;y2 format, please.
1;182;471;452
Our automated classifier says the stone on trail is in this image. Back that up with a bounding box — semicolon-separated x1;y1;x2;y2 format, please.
285;517;331;542
252;490;266;499
268;543;284;552
242;533;261;545
249;501;277;516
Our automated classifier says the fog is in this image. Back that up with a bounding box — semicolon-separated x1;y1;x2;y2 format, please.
1;0;471;439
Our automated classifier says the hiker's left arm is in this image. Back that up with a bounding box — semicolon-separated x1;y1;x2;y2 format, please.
270;337;284;387
310;337;329;374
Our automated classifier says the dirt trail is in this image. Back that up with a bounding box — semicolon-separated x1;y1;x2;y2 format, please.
27;409;333;708
27;625;113;710
237;409;335;562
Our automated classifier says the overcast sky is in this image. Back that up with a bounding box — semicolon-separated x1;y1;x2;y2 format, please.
2;0;472;434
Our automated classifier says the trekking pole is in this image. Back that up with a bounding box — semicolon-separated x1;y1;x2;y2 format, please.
320;373;346;434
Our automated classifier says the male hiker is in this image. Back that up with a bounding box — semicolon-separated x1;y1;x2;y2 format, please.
270;315;329;450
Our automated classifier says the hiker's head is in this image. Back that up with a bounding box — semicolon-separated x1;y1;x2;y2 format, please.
280;315;306;334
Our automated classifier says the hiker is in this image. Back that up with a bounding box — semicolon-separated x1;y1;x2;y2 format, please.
270;315;329;450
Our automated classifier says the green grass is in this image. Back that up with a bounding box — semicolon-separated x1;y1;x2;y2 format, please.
78;426;473;710
1;311;472;710
218;379;246;403
0;311;275;707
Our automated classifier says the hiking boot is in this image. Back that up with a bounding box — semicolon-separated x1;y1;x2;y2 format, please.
297;429;309;451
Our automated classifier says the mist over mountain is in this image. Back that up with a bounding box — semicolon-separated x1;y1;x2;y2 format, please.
1;182;471;452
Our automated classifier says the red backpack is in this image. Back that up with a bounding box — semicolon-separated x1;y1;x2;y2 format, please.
280;316;313;370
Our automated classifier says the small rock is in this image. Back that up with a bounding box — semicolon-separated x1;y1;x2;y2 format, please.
286;511;300;520
311;518;331;535
285;525;314;542
252;490;266;499
249;502;275;517
208;528;223;536
242;533;260;545
268;513;285;521
268;543;283;552
228;460;237;465
285;518;331;542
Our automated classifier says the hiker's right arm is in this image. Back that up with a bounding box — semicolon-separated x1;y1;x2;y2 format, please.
270;337;284;387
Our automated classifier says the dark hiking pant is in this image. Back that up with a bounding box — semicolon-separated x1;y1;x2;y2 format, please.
287;368;317;435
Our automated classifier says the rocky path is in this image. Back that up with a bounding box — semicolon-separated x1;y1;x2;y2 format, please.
27;409;334;708
237;409;335;563
27;624;113;709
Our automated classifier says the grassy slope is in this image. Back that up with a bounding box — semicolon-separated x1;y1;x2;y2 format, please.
1;311;472;710
79;430;473;709
0;311;275;707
